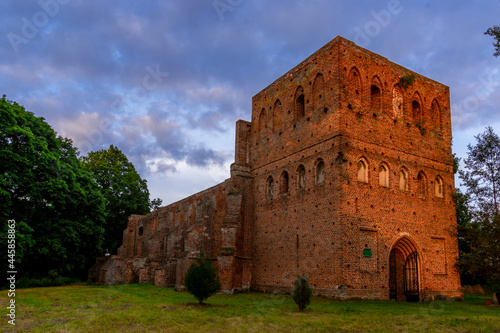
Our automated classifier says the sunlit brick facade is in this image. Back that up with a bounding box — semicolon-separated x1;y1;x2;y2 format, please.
90;36;462;301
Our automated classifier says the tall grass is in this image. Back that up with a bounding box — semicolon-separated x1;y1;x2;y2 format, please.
1;284;499;332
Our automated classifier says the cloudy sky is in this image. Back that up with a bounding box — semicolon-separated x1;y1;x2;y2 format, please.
1;1;499;204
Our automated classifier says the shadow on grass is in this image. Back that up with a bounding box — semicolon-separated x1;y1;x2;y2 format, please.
184;302;227;308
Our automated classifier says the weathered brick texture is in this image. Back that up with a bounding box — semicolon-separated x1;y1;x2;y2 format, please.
89;36;462;301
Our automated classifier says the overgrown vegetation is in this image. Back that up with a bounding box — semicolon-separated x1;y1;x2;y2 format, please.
2;284;499;332
184;252;221;304
398;73;416;89
415;122;427;136
293;274;312;311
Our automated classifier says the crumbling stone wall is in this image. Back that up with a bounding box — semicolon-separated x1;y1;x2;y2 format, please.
90;159;253;293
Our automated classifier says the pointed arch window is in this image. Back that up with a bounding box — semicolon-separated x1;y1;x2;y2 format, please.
259;108;267;139
371;85;381;112
312;73;325;110
431;99;442;133
379;163;389;187
295;86;305;120
273;99;282;131
370;77;382;113
357;158;368;183
316;159;325;184
435;176;444;198
399;168;409;191
412;92;423;123
297;165;306;189
349;67;362;104
417;171;427;199
392;85;404;118
280;171;289;194
267;176;274;199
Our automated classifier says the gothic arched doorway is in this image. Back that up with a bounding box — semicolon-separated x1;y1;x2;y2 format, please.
389;237;420;302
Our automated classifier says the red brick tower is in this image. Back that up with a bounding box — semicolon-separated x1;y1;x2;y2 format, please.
91;36;462;301
249;36;462;301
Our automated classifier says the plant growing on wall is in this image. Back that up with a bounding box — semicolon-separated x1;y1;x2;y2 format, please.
399;74;416;89
293;274;312;311
415;122;427;136
184;252;221;304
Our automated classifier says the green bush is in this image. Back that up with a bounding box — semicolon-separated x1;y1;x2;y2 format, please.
293;274;312;311
184;252;221;304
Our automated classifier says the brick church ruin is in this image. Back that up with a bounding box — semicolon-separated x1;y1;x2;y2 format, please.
90;36;463;301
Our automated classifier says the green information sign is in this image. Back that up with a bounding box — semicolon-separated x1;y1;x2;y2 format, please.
363;249;372;258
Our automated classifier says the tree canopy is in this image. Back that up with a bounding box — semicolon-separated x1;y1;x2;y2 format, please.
485;25;500;57
81;145;152;253
0;96;106;279
457;126;500;286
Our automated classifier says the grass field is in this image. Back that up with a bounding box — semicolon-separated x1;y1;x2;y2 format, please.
1;284;499;332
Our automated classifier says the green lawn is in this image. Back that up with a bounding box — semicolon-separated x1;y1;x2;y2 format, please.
1;284;499;332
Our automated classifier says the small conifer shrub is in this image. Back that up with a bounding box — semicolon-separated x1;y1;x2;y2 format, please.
184;252;221;304
293;274;312;311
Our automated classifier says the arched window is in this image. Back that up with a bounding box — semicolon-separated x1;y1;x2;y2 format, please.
316;159;325;184
412;92;423;123
417;171;427;199
138;226;144;237
349;67;362;105
357;158;368;183
412;101;421;120
379;163;389;187
370;77;382;113
297;165;306;189
431;99;442;133
295;86;305;120
392;85;404;119
312;73;324;110
267;176;274;199
435;176;444;198
399;168;408;191
371;86;381;111
273;99;282;131
259;108;267;139
280;171;289;194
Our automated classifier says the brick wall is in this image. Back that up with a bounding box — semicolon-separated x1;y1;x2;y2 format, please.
91;36;462;301
249;36;461;300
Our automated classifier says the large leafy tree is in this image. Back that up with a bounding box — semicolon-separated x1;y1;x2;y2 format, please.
485;25;500;57
457;126;500;285
0;96;106;279
81;145;152;253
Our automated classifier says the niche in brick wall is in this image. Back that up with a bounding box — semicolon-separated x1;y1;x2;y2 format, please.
273;99;283;131
312;73;325;112
349;67;362;106
295;86;305;120
392;85;403;118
